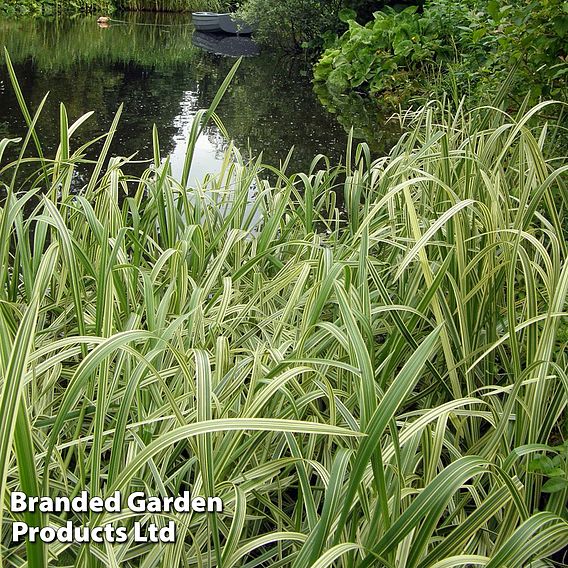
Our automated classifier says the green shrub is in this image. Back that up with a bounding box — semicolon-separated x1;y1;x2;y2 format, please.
234;0;420;50
471;0;568;101
236;0;344;49
313;3;470;104
314;0;568;111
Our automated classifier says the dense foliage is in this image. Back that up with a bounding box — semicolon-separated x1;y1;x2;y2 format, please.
0;0;113;16
236;0;342;49
0;13;199;68
0;0;225;16
235;0;413;50
314;0;568;109
113;0;227;11
1;54;567;566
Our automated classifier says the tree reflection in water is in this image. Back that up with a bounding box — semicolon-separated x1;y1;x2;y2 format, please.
0;12;371;188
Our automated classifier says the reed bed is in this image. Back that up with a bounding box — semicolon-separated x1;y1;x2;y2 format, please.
0;0;114;16
1;15;198;71
113;0;227;12
1;54;567;567
0;0;226;15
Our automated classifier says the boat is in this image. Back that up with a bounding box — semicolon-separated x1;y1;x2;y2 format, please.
192;12;254;35
192;31;260;57
192;12;225;32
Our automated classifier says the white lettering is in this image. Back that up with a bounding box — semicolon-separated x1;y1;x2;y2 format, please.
10;492;27;512
12;522;29;542
192;497;206;512
115;526;128;543
89;497;103;513
105;492;121;512
134;522;147;542
207;496;223;512
127;492;147;513
159;521;176;542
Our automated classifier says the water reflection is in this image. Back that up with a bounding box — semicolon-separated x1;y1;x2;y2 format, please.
192;32;261;58
0;13;350;186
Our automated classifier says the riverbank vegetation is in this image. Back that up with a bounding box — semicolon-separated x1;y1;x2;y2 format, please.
0;14;198;68
0;0;226;16
1;51;567;565
0;0;113;17
314;0;568;113
113;0;227;11
235;0;398;51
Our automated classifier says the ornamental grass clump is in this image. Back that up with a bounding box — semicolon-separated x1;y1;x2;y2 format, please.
0;52;567;567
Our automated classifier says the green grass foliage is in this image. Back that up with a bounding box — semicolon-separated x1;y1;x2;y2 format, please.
0;15;198;70
0;0;225;16
1;53;567;566
0;0;114;17
113;0;227;12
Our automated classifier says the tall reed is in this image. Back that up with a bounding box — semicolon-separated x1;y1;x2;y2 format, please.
114;0;228;12
0;0;114;16
0;0;226;15
1;52;567;567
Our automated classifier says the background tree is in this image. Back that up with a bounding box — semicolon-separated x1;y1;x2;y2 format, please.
236;0;420;50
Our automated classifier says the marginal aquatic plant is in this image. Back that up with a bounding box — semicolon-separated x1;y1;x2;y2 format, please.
114;0;228;12
0;50;567;567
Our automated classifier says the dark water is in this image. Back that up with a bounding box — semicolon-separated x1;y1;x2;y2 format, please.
0;13;352;184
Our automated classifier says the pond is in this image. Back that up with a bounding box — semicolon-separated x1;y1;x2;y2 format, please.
0;12;355;185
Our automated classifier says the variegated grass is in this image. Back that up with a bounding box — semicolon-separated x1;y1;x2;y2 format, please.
0;51;567;567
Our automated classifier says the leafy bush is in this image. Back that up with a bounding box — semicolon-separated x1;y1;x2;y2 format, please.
471;0;568;101
235;0;344;49
314;0;568;110
314;5;458;102
234;0;417;50
529;442;568;494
